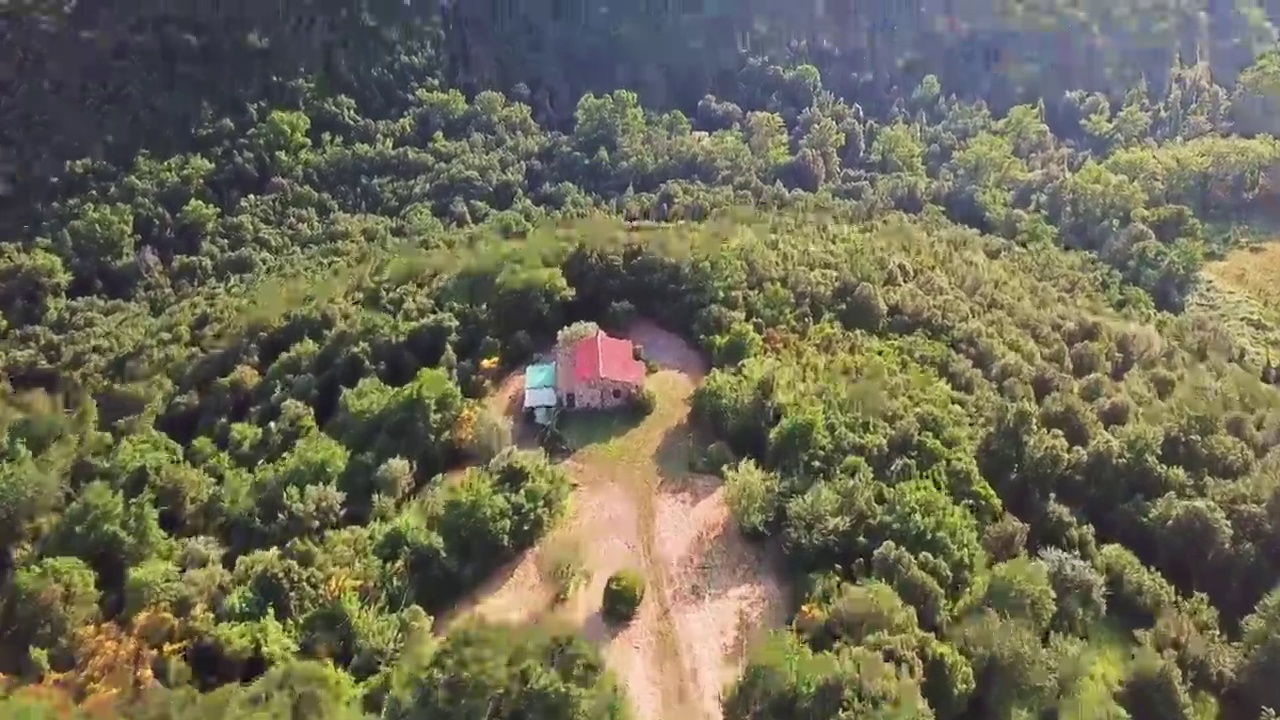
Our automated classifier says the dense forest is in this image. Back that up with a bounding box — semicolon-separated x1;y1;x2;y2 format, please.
8;0;1280;718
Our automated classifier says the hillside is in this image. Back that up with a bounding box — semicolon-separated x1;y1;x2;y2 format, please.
7;4;1280;720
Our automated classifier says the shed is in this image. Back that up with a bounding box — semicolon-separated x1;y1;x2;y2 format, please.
524;386;558;425
524;387;558;409
526;362;557;390
524;362;559;425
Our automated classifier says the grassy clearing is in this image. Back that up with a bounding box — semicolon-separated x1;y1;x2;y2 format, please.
559;409;646;455
559;369;704;719
1188;275;1280;355
1191;234;1280;364
456;322;754;720
1204;240;1280;314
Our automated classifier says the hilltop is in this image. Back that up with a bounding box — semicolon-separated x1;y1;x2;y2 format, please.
6;4;1280;720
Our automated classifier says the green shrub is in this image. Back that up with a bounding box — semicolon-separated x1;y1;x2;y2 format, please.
557;321;599;348
723;459;782;537
694;440;736;476
541;536;589;604
630;387;657;417
491;209;531;238
602;569;646;624
463;409;513;463
605;300;637;332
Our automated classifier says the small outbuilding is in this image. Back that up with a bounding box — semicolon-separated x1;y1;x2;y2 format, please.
524;362;559;424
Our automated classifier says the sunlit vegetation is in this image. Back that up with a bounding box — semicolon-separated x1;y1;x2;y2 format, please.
1205;241;1280;316
6;0;1280;718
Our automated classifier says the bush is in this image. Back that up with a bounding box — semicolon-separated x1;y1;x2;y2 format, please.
602;569;646;624
723;459;782;537
462;409;513;463
605;301;637;332
491;209;531;239
541;536;589;604
694;440;736;476
630;387;657;417
557;321;599;348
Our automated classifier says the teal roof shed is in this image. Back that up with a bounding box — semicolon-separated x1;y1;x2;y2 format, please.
525;363;557;390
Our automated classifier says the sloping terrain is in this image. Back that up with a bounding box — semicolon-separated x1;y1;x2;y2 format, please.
441;321;788;720
1193;234;1280;362
1204;239;1280;316
13;2;1280;714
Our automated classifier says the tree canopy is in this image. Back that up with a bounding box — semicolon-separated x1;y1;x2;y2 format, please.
7;2;1280;720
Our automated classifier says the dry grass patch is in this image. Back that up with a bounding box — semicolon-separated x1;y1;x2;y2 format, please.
1194;240;1280;364
560;369;703;720
653;474;790;720
557;322;788;720
1204;240;1280;314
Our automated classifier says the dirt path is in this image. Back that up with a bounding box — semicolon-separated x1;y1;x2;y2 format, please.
655;475;790;718
443;320;789;720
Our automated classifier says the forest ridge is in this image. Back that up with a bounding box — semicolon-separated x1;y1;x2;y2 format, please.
6;2;1280;720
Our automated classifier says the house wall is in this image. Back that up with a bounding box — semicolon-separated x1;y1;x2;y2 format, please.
560;377;640;410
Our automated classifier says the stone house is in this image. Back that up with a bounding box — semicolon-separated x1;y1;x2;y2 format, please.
554;329;646;410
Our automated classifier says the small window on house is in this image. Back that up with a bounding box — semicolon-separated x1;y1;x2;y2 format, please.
612;388;622;399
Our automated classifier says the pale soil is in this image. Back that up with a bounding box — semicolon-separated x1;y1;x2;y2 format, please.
484;368;526;418
629;318;707;377
656;476;789;719
481;368;536;448
442;320;789;720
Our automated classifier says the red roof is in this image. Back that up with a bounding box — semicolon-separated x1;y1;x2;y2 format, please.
570;331;645;385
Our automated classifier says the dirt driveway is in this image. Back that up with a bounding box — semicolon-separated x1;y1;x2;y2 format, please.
443;320;789;720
